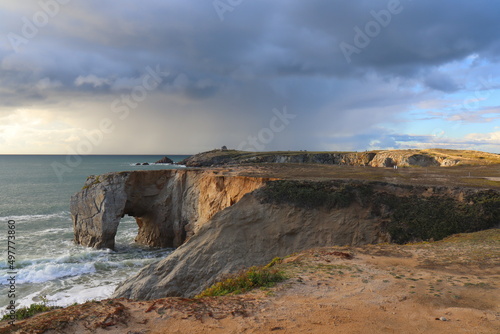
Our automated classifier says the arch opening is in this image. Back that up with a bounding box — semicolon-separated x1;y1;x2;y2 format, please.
113;214;141;251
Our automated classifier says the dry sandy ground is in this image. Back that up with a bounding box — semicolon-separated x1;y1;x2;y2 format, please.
2;229;499;334
215;163;500;190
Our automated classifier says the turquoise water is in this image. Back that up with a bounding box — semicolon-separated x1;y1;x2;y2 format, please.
0;155;189;311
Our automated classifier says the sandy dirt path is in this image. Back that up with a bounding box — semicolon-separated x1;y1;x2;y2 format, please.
2;230;498;334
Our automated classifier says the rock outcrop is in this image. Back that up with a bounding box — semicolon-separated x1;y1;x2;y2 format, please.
71;163;500;301
112;180;500;300
71;170;272;249
178;149;467;168
155;156;174;164
112;189;389;299
368;152;440;167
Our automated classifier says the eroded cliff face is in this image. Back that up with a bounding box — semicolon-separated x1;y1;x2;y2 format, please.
72;173;129;250
179;150;463;167
112;180;499;300
72;167;499;301
71;170;271;249
112;192;389;300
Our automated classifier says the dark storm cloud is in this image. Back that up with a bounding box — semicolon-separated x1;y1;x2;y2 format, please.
4;0;499;89
424;72;461;93
1;0;499;152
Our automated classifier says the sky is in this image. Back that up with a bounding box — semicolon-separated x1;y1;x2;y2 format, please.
0;0;499;155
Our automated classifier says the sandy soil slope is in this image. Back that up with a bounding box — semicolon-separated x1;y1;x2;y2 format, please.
2;229;498;334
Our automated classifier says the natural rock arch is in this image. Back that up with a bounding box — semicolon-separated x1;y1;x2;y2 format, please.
71;170;271;250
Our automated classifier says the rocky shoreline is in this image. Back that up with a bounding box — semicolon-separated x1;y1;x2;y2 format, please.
3;148;499;333
177;148;500;168
68;151;500;301
2;229;499;333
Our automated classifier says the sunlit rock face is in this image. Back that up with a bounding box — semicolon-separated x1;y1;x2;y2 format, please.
71;169;270;249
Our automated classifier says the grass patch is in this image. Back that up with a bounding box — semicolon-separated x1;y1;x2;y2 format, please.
265;257;283;268
1;296;60;321
463;282;494;289
260;179;499;244
196;262;287;298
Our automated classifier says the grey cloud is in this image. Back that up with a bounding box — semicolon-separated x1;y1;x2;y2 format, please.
1;0;500;153
74;74;111;88
3;0;500;93
424;72;461;93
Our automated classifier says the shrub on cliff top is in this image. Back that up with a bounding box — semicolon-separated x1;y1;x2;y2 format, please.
259;180;500;244
259;180;374;209
379;190;500;244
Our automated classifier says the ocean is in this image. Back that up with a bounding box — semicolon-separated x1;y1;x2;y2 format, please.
0;155;190;312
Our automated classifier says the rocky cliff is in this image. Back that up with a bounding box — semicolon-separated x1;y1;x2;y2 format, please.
180;148;500;167
112;188;389;299
112;180;499;300
71;170;272;249
71;165;500;301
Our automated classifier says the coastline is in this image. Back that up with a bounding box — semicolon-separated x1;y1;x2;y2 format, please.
3;229;498;333
2;149;500;332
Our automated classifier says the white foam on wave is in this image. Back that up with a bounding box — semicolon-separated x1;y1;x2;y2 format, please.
29;227;73;237
14;284;117;309
50;284;117;307
53;248;112;264
12;291;43;310
115;228;138;240
0;211;69;223
94;257;160;270
15;262;96;284
0;247;111;270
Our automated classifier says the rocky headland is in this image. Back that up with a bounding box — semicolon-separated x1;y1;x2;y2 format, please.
178;148;500;167
5;149;499;333
68;149;500;301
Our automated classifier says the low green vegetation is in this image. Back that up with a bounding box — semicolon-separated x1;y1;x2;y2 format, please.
381;190;500;243
259;180;500;244
259;180;374;209
196;260;287;298
1;296;59;321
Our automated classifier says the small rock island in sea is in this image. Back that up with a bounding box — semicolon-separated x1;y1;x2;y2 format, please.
155;156;174;164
